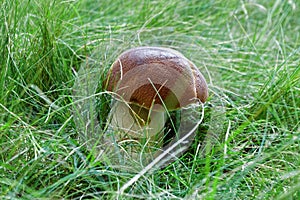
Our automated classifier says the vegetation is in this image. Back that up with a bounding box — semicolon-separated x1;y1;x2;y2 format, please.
1;0;299;199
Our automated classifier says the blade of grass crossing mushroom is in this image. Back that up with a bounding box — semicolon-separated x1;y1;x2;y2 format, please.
118;103;205;195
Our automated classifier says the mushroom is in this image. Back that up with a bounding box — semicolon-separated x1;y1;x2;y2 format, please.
103;46;208;167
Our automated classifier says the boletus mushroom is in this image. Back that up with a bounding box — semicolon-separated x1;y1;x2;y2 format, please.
103;46;208;168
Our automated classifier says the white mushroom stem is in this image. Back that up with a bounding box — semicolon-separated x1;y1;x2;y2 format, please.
108;100;166;150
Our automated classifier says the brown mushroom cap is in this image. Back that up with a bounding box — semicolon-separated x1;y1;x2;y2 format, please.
104;46;208;110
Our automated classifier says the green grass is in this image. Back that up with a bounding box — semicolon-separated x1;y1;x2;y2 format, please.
1;0;300;199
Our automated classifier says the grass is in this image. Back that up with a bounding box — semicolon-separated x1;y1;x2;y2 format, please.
1;0;300;199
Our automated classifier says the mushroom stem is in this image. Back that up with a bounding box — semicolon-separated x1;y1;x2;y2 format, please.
107;100;166;156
